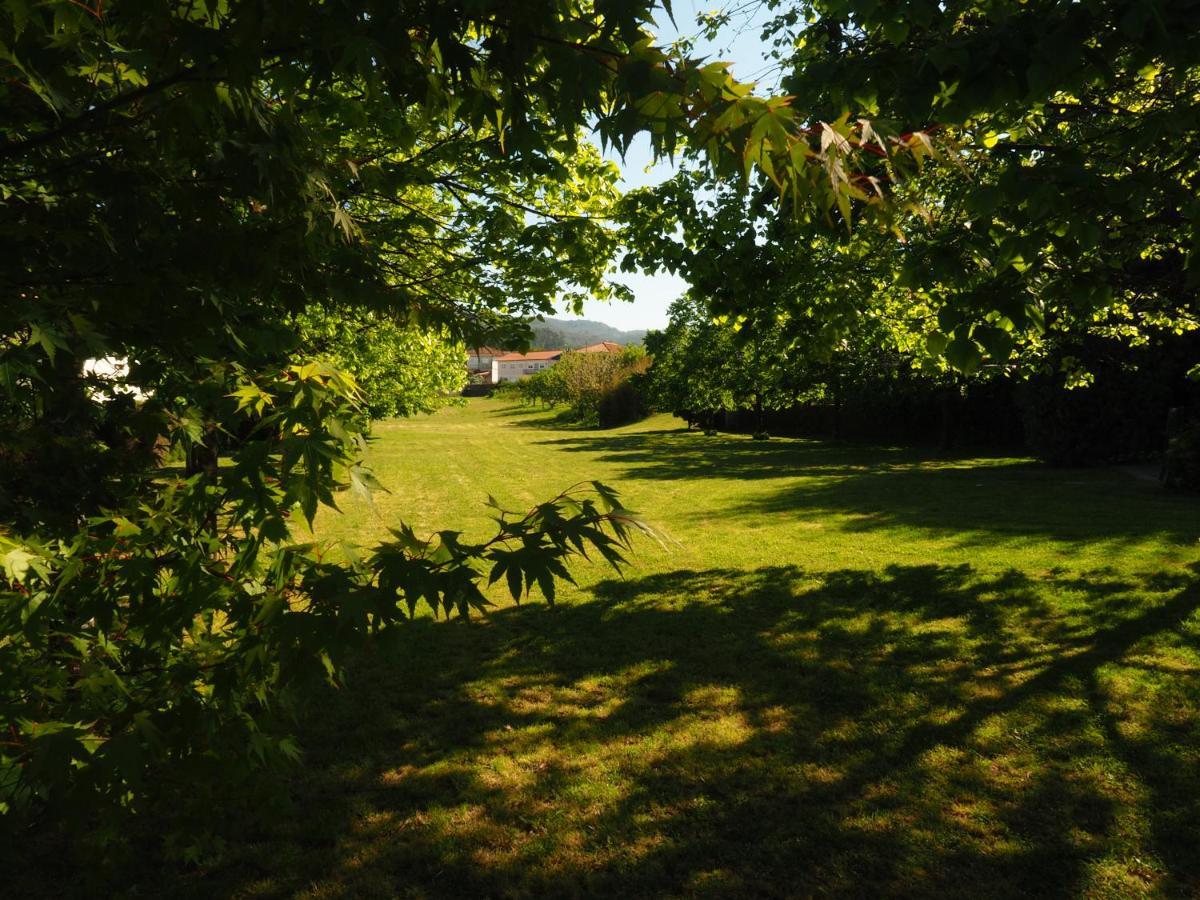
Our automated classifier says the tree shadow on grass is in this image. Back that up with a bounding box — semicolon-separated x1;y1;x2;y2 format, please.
707;465;1199;553
484;403;596;431
539;428;935;480
182;561;1200;898
539;429;1200;548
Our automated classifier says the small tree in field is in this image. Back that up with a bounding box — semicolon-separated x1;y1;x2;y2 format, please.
521;364;571;409
558;347;650;422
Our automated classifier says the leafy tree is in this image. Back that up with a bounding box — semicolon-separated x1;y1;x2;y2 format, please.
297;307;466;420
519;347;650;423
523;363;572;409
0;0;801;845
645;292;801;431
624;0;1200;387
557;346;650;422
765;0;1200;374
645;297;736;429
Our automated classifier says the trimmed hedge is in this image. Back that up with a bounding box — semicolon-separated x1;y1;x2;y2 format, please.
704;332;1200;466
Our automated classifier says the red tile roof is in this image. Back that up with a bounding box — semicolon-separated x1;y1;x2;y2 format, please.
494;350;563;362
577;341;622;353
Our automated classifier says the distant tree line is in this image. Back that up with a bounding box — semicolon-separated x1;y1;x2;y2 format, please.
529;318;648;350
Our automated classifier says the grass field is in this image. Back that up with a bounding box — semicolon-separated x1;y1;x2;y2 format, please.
109;401;1200;896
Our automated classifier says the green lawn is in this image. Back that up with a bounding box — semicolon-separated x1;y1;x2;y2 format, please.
94;401;1200;895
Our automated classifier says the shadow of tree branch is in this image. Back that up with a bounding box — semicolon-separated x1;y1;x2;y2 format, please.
178;561;1200;898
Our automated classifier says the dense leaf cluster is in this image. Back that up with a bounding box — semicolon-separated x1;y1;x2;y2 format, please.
4;0;930;848
296;308;467;420
8;0;1196;858
644;286;901;432
0;0;680;844
626;0;1200;382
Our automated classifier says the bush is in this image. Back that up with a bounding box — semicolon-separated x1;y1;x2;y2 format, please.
1164;408;1200;491
597;376;649;428
518;364;569;408
522;347;650;424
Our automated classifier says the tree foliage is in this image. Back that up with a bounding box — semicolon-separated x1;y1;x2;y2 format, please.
297;307;466;420
518;346;651;424
0;0;745;843
626;0;1200;380
645;289;854;432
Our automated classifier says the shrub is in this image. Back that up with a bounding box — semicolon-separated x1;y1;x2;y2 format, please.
1164;409;1200;491
519;364;569;408
597;377;648;427
523;347;650;425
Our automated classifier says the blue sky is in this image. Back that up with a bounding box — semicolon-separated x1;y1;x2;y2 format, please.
554;1;782;332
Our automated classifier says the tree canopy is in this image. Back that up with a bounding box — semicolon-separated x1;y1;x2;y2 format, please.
625;0;1199;378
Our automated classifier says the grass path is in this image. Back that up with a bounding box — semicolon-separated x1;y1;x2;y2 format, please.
317;400;1197;593
111;401;1200;896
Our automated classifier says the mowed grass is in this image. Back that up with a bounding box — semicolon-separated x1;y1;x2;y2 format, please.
124;401;1200;896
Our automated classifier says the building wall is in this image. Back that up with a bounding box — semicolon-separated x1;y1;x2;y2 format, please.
493;359;558;383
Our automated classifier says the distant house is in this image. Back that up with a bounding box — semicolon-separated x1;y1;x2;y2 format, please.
466;346;504;376
577;341;622;354
491;350;563;383
487;342;623;384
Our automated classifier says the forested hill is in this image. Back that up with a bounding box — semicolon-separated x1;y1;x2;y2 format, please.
531;317;647;349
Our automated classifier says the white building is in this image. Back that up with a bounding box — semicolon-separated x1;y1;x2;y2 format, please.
466;346;504;382
491;350;563;383
83;356;147;400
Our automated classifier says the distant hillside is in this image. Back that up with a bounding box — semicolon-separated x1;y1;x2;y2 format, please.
530;317;647;350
